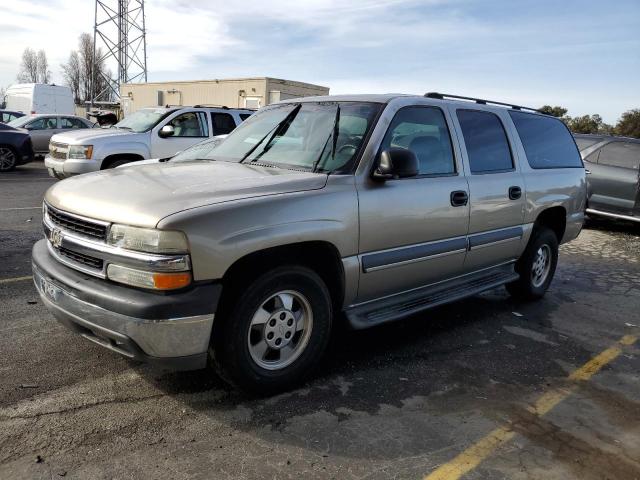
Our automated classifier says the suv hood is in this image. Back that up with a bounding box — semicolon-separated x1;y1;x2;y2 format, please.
51;127;144;145
45;160;328;227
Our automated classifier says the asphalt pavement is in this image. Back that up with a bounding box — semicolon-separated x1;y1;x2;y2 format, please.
1;162;639;480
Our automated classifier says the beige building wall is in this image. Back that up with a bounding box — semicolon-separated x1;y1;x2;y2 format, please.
120;77;329;115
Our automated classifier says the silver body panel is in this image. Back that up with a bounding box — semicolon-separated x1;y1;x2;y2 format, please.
36;93;586;361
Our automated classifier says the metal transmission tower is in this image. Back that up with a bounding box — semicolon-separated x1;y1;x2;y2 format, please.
91;0;147;104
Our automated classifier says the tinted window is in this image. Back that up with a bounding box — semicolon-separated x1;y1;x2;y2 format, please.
509;111;582;169
380;106;455;175
239;113;252;121
598;142;640;169
457;110;513;173
211;113;236;135
574;137;600;151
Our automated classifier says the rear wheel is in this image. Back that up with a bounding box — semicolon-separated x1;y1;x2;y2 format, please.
506;227;558;300
0;146;17;172
211;266;332;393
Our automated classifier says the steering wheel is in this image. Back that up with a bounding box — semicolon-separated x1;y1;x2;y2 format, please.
337;144;358;154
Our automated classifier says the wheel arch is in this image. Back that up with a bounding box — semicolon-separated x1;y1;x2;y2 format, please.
101;153;146;169
534;206;567;242
217;240;345;317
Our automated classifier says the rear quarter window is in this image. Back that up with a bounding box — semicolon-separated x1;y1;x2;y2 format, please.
509;111;583;169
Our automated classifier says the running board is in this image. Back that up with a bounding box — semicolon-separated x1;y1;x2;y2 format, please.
586;208;640;223
346;264;519;330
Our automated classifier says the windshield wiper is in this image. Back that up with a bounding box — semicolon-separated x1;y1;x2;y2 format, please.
240;104;301;163
312;104;340;173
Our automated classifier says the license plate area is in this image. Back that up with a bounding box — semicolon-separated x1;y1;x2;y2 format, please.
37;274;63;302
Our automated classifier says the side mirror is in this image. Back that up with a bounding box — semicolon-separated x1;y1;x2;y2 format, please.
159;125;175;138
372;148;419;180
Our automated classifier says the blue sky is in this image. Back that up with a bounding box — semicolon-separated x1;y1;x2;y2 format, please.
2;0;638;123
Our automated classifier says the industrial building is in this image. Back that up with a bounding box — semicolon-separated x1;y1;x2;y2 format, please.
119;77;330;115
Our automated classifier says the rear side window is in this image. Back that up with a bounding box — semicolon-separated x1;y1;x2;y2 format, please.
457;110;513;173
509;111;582;169
239;113;252;121
597;142;640;169
211;113;236;135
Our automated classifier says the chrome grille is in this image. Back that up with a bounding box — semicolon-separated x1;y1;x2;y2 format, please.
46;205;108;240
58;247;104;270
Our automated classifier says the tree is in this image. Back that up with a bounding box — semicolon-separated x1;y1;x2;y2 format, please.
567;114;615;135
17;48;39;83
36;50;50;84
61;51;82;104
539;105;568;118
615;109;640;139
60;33;114;105
16;48;50;83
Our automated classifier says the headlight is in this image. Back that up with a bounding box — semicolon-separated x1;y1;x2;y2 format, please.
107;264;191;290
68;145;93;159
107;224;189;254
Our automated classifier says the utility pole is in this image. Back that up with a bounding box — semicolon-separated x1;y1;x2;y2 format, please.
90;0;147;106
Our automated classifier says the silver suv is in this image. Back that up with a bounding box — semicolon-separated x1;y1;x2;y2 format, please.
44;105;253;178
32;93;586;392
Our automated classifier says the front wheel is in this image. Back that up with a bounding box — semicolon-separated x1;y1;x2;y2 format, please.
0;146;17;172
211;266;332;393
506;227;558;300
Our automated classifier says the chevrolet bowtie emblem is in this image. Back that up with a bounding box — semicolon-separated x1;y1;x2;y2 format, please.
50;228;63;249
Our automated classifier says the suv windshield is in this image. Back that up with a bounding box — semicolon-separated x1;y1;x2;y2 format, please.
208;102;381;173
114;108;174;133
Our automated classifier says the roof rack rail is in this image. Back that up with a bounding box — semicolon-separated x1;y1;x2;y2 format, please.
424;92;542;113
193;104;230;109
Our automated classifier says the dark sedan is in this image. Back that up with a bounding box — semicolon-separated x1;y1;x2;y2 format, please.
0;127;35;172
575;134;640;223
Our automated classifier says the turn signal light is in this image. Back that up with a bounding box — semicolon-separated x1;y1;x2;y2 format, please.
152;272;192;290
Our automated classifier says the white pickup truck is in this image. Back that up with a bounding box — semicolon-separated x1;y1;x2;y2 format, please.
45;105;253;178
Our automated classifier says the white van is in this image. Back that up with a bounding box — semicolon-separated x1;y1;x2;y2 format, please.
3;84;74;115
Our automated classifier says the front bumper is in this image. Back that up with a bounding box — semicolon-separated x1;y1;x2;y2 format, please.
44;155;98;178
32;239;221;370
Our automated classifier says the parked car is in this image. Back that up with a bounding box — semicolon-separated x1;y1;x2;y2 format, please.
7;114;94;157
574;134;640;223
0;127;35;172
0;109;25;124
44;105;253;178
3;83;75;115
32;93;585;392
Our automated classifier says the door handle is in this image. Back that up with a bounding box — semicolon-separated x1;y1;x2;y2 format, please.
450;190;469;207
508;186;522;200
585;169;592;175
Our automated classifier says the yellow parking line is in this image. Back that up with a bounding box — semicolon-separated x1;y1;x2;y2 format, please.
0;275;33;284
424;334;638;480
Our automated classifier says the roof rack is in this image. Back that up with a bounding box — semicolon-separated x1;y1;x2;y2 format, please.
193;104;230;109
424;92;542;113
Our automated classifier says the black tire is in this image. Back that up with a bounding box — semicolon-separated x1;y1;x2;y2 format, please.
0;145;17;172
105;158;134;169
506;227;559;300
210;265;332;394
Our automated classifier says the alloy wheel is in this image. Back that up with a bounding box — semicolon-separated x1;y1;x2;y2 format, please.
247;290;314;370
